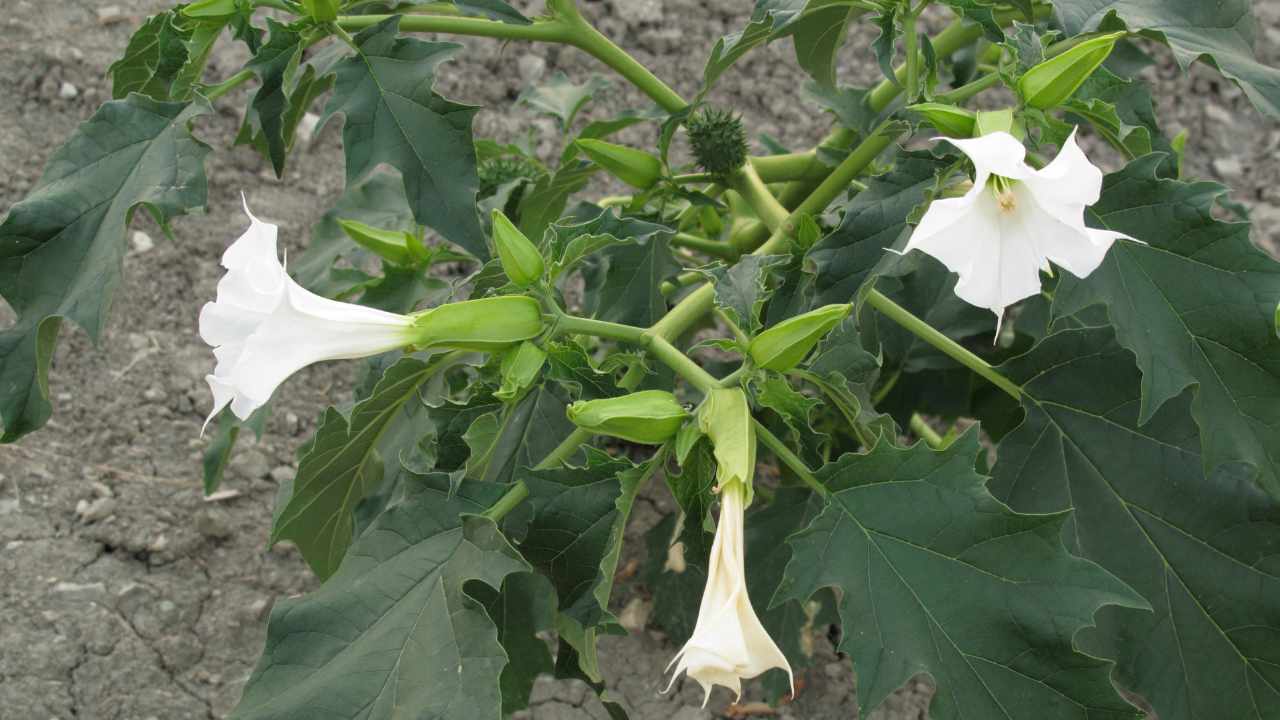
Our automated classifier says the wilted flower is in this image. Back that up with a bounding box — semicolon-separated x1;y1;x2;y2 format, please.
905;129;1135;329
666;479;792;704
199;200;420;427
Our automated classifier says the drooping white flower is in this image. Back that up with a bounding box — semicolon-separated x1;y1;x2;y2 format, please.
904;128;1135;328
199;199;418;428
666;479;792;705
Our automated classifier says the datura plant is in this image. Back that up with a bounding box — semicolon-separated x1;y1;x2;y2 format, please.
6;0;1280;717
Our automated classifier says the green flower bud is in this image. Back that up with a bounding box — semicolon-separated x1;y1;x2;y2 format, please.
974;108;1017;137
697;388;755;492
686;107;748;176
300;0;339;22
182;0;239;19
748;304;850;372
410;296;543;351
337;218;428;267
907;103;977;138
575;139;663;190
566;390;690;445
496;341;548;401
491;209;545;287
1018;32;1125;110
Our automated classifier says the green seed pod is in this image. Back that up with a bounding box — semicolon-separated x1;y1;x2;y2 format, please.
907;103;977;138
496;341;548;401
478;156;543;197
575;139;663;190
491;209;545;287
410;296;543;351
337;218;428;267
300;0;339;22
686;107;749;176
697;388;755;492
1018;32;1125;110
748;304;851;372
566;390;690;445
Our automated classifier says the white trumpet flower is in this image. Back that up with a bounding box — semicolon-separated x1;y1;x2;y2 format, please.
199;200;418;428
666;480;792;705
904;129;1135;329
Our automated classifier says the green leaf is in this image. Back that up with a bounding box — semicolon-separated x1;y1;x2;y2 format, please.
939;0;1006;42
467;384;575;485
202;404;269;495
547;206;673;281
232;476;529;720
450;0;531;24
516;160;597;243
473;572;556;715
990;325;1280;720
773;1;858;88
1064;68;1174;172
236;19;305;176
580;219;681;327
1054;155;1280;500
702;15;774;94
778;431;1148;719
518;72;610;131
0;95;211;442
1052;0;1280;118
871;7;900;86
753;374;820;439
272;356;445;579
322;17;487;258
109;11;192;100
695;254;788;334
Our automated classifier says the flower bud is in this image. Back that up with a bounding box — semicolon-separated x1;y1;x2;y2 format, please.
337;218;428;267
748;304;850;372
1018;33;1125;110
686;107;748;176
182;0;238;19
697;388;755;492
491;209;545;287
566;390;689;445
300;0;339;22
575;139;663;190
496;341;547;401
907;103;977;138
410;296;543;351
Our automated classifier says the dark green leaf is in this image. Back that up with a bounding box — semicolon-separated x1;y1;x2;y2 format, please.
109;11;191;100
236;19;305;176
939;0;1005;42
702;15;774;94
694;254;788;334
519;72;610;131
450;0;531;24
1052;0;1280;118
473;572;556;715
233;476;528;720
322;17;487;257
778;431;1148;719
774;1;858;88
580;216;680;327
1054;155;1280;500
516;160;597;243
871;7;900;86
991;325;1280;720
0;95;211;442
468;383;574;485
1067;67;1175;172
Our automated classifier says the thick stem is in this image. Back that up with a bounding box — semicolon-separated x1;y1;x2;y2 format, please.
729;164;789;232
672;232;738;261
202;69;254;101
646;335;719;392
483;481;529;521
750;152;830;184
934;71;1001;104
910;413;945;449
338;13;571;42
554;314;649;345
562;16;687;113
754;421;828;498
864;288;1022;400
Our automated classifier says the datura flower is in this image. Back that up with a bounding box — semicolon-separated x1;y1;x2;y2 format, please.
904;129;1134;328
666;479;792;704
199;200;421;427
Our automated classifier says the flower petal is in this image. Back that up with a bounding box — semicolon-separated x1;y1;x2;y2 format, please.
1024;127;1104;208
943;131;1033;186
904;193;988;275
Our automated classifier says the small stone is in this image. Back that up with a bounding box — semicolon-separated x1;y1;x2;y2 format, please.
269;465;294;484
96;5;127;23
617;597;651;633
237;449;271;480
195;507;233;540
296;112;320;146
131;230;155;253
823;660;845;678
1212;156;1244;179
58;81;78;99
1205;103;1235;128
143;386;165;402
75;497;117;523
518;54;546;85
284;411;300;435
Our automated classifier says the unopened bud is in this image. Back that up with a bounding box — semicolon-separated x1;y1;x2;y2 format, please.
1018;32;1125;110
301;0;339;22
337;218;428;267
575;139;663;190
974;108;1017;138
748;304;851;372
410;296;543;351
908;103;977;138
496;341;548;401
566;390;690;445
491;209;545;287
182;0;238;19
697;388;755;494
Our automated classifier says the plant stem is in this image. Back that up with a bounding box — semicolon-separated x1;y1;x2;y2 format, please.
647;335;719;392
903;2;920;102
483;481;529;521
864;288;1022;400
558;12;687;113
730;164;789;232
754;421;828;498
714;308;751;347
910;413;945;448
672;232;738;260
202;69;254;101
750;152;830;184
339;13;571;42
934;71;1001;104
554;314;649;345
671;172;716;184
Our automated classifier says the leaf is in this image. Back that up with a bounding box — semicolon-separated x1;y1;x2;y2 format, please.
450;0;531;24
232;476;529;720
516;160;597;243
776;1;858;88
202;404;269;495
473;572;556;715
777;431;1148;719
580;221;681;327
0;95;211;442
694;254;789;334
1052;0;1280;118
322;17;487;258
236;19;305;177
702;14;774;94
990;325;1280;720
518;72;610;131
1065;68;1174;171
468;384;575;485
109;11;192;100
753;374;820;438
939;0;1006;42
871;7;900;86
1053;155;1280;500
547;206;673;281
272;356;443;579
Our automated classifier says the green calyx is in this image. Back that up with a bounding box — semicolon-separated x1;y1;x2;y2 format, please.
1018;32;1125;110
908;103;977;138
687;107;748;176
575;139;663;189
410;296;543;352
566;390;690;445
697;387;756;499
300;0;339;22
491;209;545;287
749;304;851;372
974;108;1021;138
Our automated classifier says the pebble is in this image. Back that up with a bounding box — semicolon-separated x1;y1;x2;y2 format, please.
195;507;233;540
58;81;78;99
75;497;116;523
96;5;126;24
269;465;294;484
518;53;547;85
296;113;320;146
1213;156;1244;179
131;230;155;253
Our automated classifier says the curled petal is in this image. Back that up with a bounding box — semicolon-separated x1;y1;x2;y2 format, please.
943;132;1033;188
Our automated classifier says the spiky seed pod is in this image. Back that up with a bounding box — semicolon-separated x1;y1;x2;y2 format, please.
686;108;749;177
478;156;544;197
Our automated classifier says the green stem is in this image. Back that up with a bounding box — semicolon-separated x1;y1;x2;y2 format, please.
750;152;830;184
672;232;738;261
559;13;687;113
730;164;789;232
339;13;571;42
903;2;920;102
910;413;945;449
715;308;751;347
483;481;529;521
671;172;716;184
754;421;828;498
864;288;1022;400
554;314;648;345
647;335;719;392
935;71;1002;104
202;69;254;101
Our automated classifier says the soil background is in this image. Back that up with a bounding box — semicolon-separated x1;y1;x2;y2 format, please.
2;1;1279;719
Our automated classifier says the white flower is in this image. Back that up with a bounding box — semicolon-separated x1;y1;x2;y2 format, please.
904;129;1135;328
666;480;792;705
199;199;418;428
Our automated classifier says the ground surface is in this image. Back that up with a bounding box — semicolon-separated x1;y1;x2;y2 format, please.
1;1;1279;719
